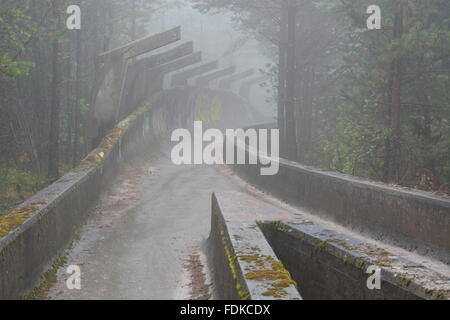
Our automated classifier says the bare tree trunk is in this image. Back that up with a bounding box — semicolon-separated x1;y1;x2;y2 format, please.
66;39;73;165
295;65;304;161
284;0;298;160
130;0;137;41
72;29;82;168
48;0;62;179
278;0;288;157
386;1;404;183
299;65;314;163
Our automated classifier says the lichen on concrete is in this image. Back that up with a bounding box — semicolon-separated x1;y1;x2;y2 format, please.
242;254;297;299
22;255;67;300
0;202;46;238
79;92;163;169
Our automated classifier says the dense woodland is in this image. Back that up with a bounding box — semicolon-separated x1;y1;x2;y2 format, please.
193;0;450;192
0;0;173;214
0;0;449;214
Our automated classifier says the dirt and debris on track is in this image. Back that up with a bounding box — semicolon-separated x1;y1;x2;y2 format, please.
182;247;212;300
45;154;244;300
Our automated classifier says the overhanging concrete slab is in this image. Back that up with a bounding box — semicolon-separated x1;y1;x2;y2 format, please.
171;61;219;87
135;41;194;70
195;66;236;87
98;27;181;61
90;27;182;143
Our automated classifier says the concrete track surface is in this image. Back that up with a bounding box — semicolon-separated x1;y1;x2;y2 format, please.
45;150;450;300
47;151;245;300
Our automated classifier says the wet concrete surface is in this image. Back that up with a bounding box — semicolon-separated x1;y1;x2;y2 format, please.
47;151;244;300
45;149;450;300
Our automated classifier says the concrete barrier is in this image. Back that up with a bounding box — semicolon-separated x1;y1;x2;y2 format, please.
231;130;450;264
0;92;168;299
209;192;301;300
210;191;450;300
260;220;450;300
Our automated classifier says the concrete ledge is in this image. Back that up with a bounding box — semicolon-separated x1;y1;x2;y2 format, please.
0;93;167;299
261;219;450;300
210;191;450;300
0;167;101;299
232;135;450;264
209;192;302;300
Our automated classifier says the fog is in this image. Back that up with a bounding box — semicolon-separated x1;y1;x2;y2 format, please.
0;0;449;301
145;0;274;117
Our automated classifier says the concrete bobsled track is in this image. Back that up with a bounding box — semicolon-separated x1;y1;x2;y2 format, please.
0;86;261;299
0;86;449;300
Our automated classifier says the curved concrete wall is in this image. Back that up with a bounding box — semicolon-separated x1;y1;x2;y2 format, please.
209;191;449;300
231;128;450;264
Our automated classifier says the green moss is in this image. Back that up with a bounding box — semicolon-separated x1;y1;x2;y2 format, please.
403;278;412;287
436;292;447;300
219;225;250;300
318;240;329;249
244;259;297;299
355;259;365;269
245;269;286;281
79;127;125;168
233;234;242;241
273;279;297;288
262;288;288;299
0;202;46;238
343;256;351;264
271;221;290;233
23;255;67;300
79;92;163;170
218;218;297;300
238;255;261;263
311;239;333;255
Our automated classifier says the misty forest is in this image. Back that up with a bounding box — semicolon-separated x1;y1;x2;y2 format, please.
0;0;450;302
0;1;449;212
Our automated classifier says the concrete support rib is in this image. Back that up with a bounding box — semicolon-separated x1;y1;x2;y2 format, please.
98;26;181;61
195;66;236;87
150;52;202;76
90;27;181;144
171;61;219;87
218;69;255;91
144;52;202;99
123;42;195;116
122;52;202;119
239;76;270;101
136;41;194;70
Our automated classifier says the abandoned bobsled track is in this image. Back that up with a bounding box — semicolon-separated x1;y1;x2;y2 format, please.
0;28;449;300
